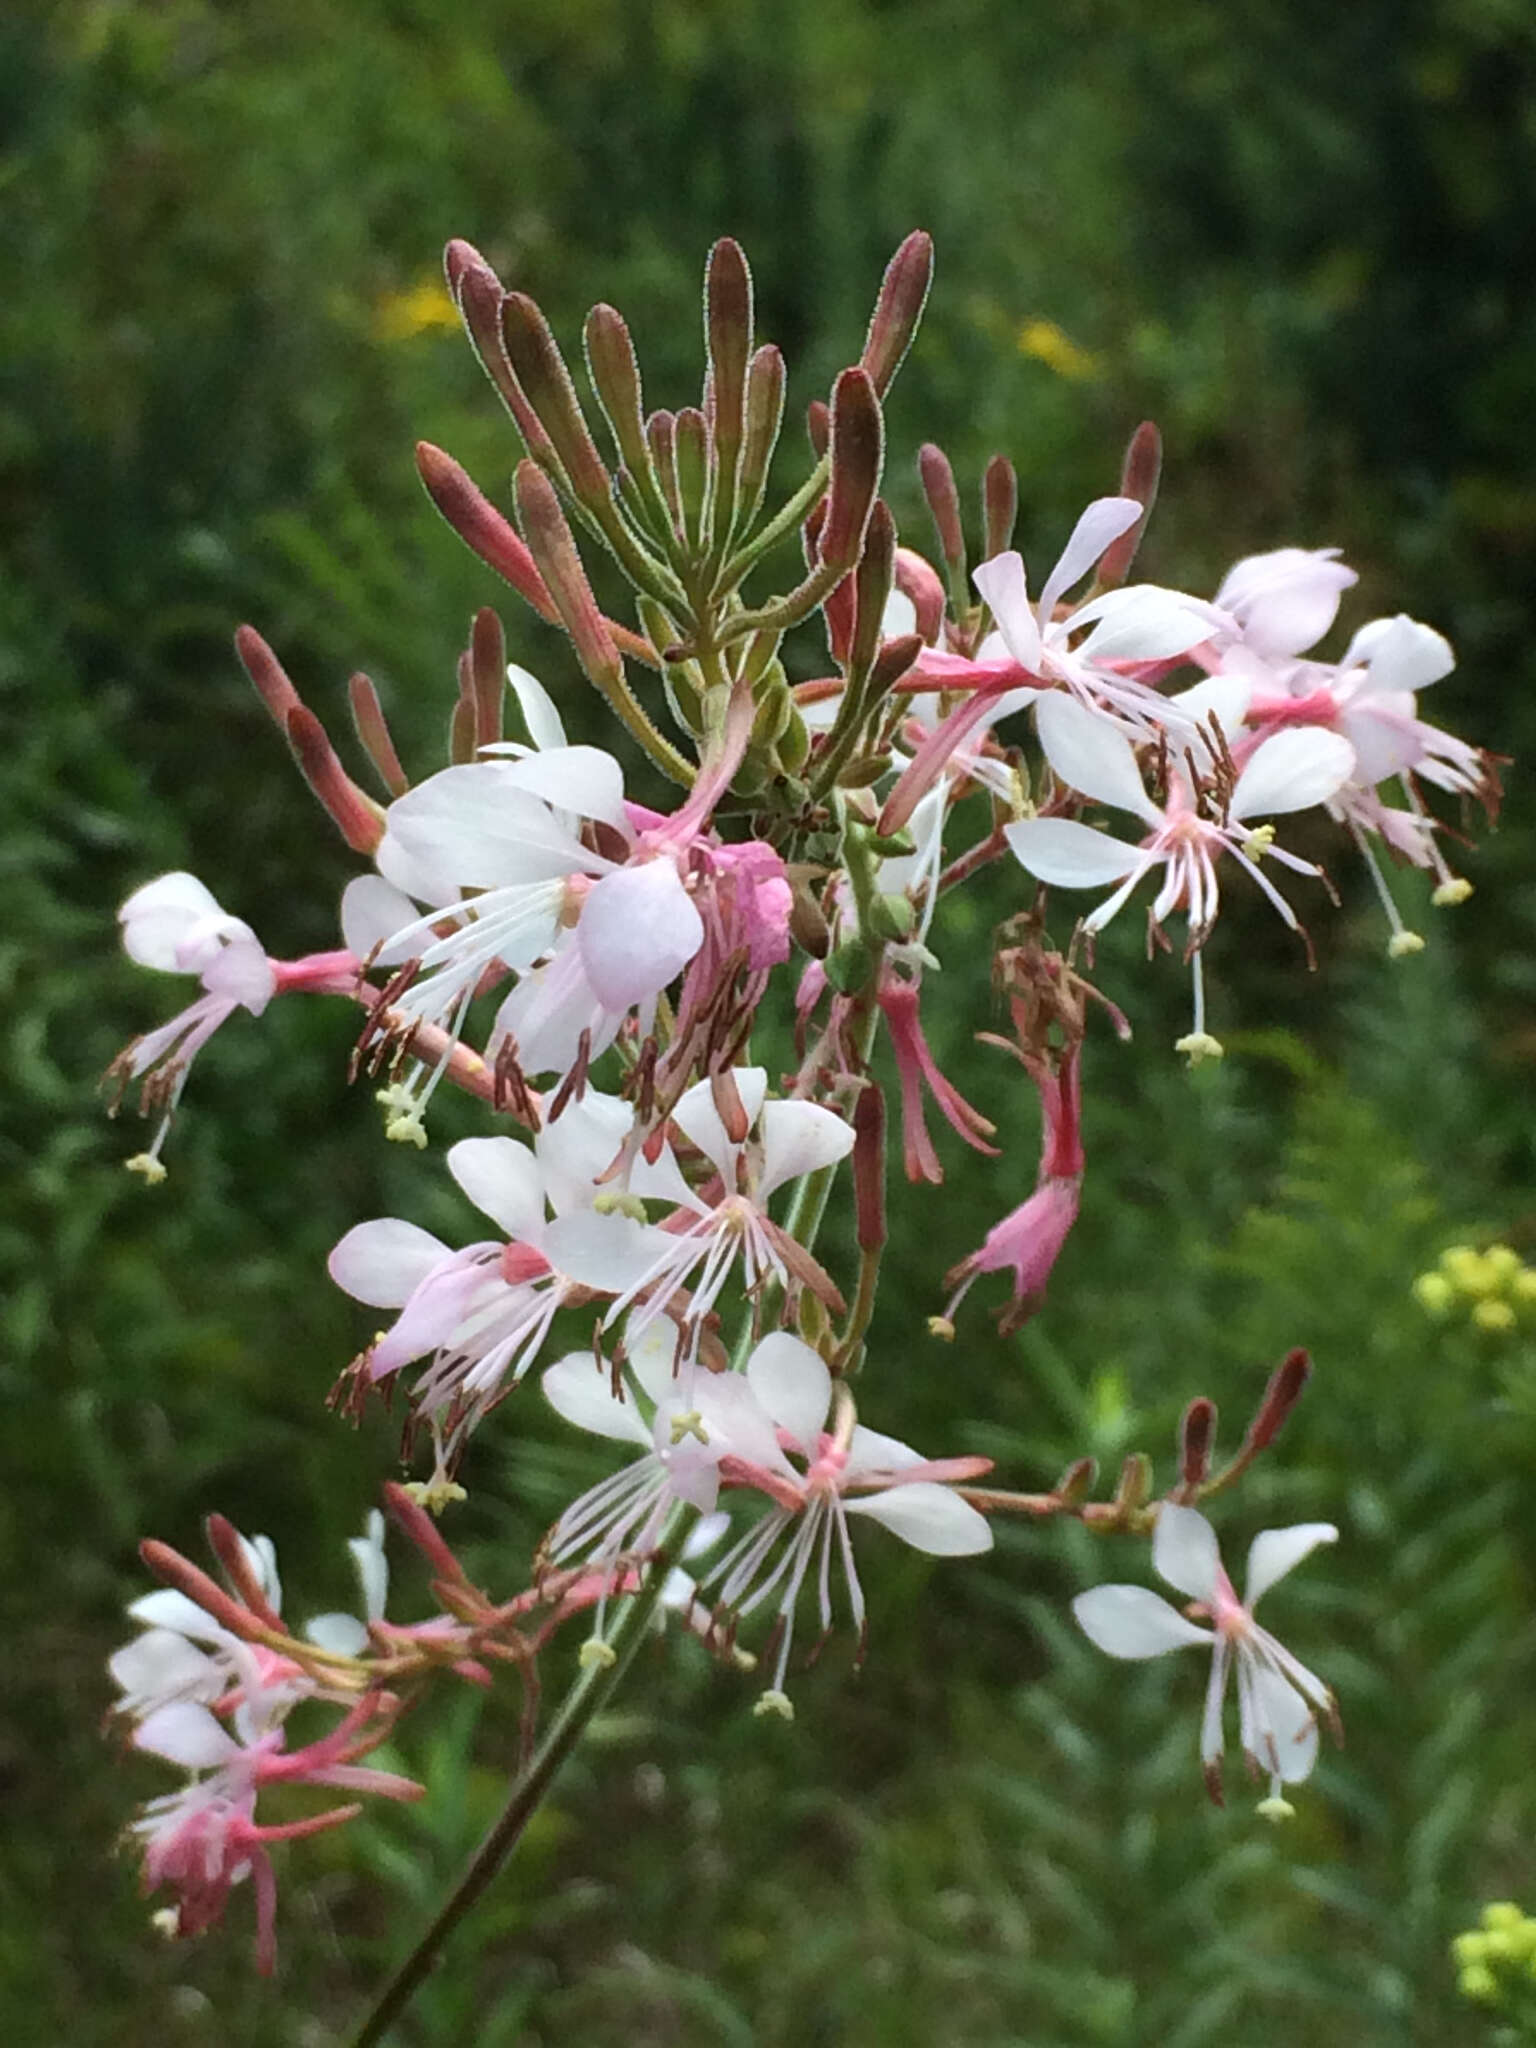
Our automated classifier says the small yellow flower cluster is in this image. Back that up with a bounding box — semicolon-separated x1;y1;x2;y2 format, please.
373;277;462;343
1413;1244;1536;1335
1016;317;1101;382
1452;1900;1536;2006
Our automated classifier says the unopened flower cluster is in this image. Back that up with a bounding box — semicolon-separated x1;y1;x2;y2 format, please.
106;230;1496;1967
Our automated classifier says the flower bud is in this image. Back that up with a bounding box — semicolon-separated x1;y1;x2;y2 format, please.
805;398;830;459
445;240;559;467
852;1082;887;1252
739;345;787;525
893;548;946;645
849;500;897;680
470;607;506;750
919;442;966;578
500;291;612;513
646;410;683;535
1178;1396;1217;1489
514;460;623;690
1095;421;1161;589
983;454;1017;560
1052;1456;1097;1504
1242;1348;1311;1455
820;369;883;573
673;406;709;549
583;303;652;480
705;238;752;504
347;673;408;796
414;443;559;623
861;229;933;397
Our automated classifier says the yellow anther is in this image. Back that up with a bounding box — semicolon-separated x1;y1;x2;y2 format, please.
125;1153;168;1186
1256;1794;1295;1824
1432;877;1473;907
753;1688;795;1721
1387;930;1426;959
668;1409;710;1446
402;1475;468;1516
578;1637;618;1671
1174;1031;1225;1067
385;1110;429;1148
731;1646;759;1672
593;1189;649;1221
1241;824;1276;862
927;1315;956;1342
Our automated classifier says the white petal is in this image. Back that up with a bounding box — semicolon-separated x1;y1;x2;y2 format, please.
1072;1584;1213;1659
542;1348;652;1444
349;1513;389;1622
447;1136;547;1241
672;1067;769;1184
118;873;228;970
133;1701;240;1770
1069;585;1221;662
1215;546;1356;659
383;763;600;888
1005;817;1145;888
535;1091;633;1215
304;1612;370;1656
881;587;918;640
110;1630;218;1706
128;1588;225;1642
327;1219;450;1309
495;744;629;833
1168;673;1253;735
506;662;569;752
1153;1503;1222;1601
844;1482;993;1555
542;1209;679;1294
1342;614;1455;693
341;875;423;964
686;1373;789;1471
493;937;612;1079
1036;496;1142;622
1243;1522;1338;1608
578;862;704;1011
682;1509;732;1563
1036;693;1159;821
1246;1661;1320;1782
757;1099;856;1200
744;1331;830;1453
1230;727;1355;819
843;1423;926;1476
973;551;1042;670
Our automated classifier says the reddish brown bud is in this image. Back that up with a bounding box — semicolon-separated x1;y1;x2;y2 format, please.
138;1540;270;1642
821;368;883;571
514;460;623;687
1096;421;1162;589
415;442;558;623
867;631;923;698
470;606;506;750
646;410;682;533
849;498;896;678
443;241;558;466
500;292;611;511
450;655;477;764
285;705;384;853
861;230;933;397
805;397;830;460
583;303;651;479
1052;1455;1097;1504
983;454;1018;560
739;344;786;521
673;406;709;545
852;1083;887;1252
1243;1348;1311;1454
235;623;303;730
893;547;946;644
705;238;752;485
205;1514;285;1630
348;672;408;797
1179;1396;1217;1488
918;443;965;575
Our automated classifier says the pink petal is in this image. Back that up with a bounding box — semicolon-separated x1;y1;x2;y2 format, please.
578;861;704;1011
119;872;229;970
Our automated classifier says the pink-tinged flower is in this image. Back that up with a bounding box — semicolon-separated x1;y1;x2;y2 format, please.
111;874;277;1181
1073;1503;1338;1805
1212;546;1358;660
328;1092;659;1454
1006;693;1354;1051
130;1694;422;1971
550;1069;856;1368
696;1334;993;1714
944;1047;1082;1330
972;499;1228;726
877;971;997;1184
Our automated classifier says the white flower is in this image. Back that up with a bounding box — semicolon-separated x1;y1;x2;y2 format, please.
1072;1503;1338;1802
1213;546;1358;660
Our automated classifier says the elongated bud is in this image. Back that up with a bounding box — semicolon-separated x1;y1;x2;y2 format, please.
866;631;922;701
500;292;612;512
647;410;682;534
415;442;558;623
1095;421;1161;589
1052;1456;1097;1504
673;406;709;548
806;398;830;459
1243;1348;1311;1454
1179;1396;1217;1488
852;1081;887;1251
348;672;408;796
285;705;384;852
514;460;623;688
705;238;752;505
1113;1453;1153;1512
451;652;477;764
470;606;506;750
983;454;1018;560
893;548;946;644
739;345;786;523
137;1540;269;1642
444;240;558;466
821;368;883;571
849;499;897;679
205;1515;285;1630
861;229;933;397
582;303;652;480
710;1065;751;1146
235;622;303;728
919;443;965;578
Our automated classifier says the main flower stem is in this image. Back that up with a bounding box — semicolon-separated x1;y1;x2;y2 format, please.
349;1507;696;2048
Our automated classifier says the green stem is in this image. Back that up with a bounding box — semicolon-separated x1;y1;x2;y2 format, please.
715;454;829;595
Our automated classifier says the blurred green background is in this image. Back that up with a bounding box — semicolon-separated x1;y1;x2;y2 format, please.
4;1;1536;2041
